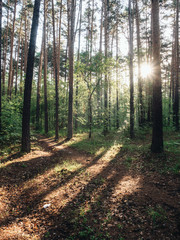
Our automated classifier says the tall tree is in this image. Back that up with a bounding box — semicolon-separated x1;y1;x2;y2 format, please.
103;0;109;136
128;0;134;138
52;0;59;140
0;0;2;131
7;0;17;97
67;0;75;139
44;0;48;134
135;0;144;126
21;0;41;152
151;0;163;153
173;0;179;131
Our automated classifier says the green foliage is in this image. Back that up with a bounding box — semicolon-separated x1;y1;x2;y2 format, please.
0;96;22;146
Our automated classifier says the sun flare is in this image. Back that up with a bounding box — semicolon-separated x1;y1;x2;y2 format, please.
141;63;152;78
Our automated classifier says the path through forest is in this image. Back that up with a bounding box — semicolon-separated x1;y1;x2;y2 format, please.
0;135;179;239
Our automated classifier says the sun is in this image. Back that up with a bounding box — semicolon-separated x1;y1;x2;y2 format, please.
140;63;152;78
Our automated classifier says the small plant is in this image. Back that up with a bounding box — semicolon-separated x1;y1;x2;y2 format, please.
147;205;167;225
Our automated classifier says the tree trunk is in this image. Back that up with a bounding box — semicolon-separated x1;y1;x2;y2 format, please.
44;0;48;134
135;0;144;126
36;30;44;130
52;0;59;140
67;0;75;139
103;0;109;136
0;0;2;131
7;0;17;97
75;0;82;131
21;0;41;152
173;0;179;131
129;0;134;138
151;0;163;153
2;0;9;96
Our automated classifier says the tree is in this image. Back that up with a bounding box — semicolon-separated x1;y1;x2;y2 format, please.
43;0;48;134
52;0;59;140
0;0;2;131
151;0;163;153
128;0;134;138
67;0;75;139
21;0;41;152
173;0;179;131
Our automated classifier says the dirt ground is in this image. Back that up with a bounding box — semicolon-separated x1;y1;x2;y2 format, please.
0;136;179;240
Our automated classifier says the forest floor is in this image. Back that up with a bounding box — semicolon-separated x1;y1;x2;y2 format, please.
0;130;180;240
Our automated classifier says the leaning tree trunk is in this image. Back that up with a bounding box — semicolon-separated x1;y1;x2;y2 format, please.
151;0;163;153
22;0;41;152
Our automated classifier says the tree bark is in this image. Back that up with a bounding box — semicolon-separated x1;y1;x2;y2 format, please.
44;0;48;134
129;0;134;138
151;0;163;153
22;0;41;152
67;0;75;139
52;0;59;140
0;0;2;131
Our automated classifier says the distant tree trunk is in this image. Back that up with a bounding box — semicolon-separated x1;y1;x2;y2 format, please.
173;0;179;131
103;0;109;136
116;24;119;129
15;18;23;95
44;0;48;134
21;0;41;152
135;0;144;126
36;31;44;130
151;0;163;153
7;0;17;97
67;0;75;139
2;0;9;96
75;0;82;131
52;0;59;140
129;0;134;138
0;0;2;131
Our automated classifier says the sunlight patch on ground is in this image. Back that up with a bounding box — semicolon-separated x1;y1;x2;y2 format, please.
111;175;141;199
0;150;52;169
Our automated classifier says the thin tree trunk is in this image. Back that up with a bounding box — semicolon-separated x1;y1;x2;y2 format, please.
0;0;2;131
135;0;144;126
36;31;44;130
22;0;41;152
129;0;134;138
116;24;119;129
7;0;17;97
151;0;163;153
15;18;23;95
52;0;59;140
173;0;179;131
104;0;109;136
67;0;75;139
2;0;9;96
44;0;48;134
75;0;82;131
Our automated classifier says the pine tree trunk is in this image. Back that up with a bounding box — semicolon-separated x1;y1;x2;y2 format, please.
22;0;41;152
151;0;163;153
2;0;9;96
103;0;109;136
129;0;134;138
173;0;179;131
0;0;2;131
36;31;44;130
7;0;17;97
44;0;48;134
67;0;75;139
52;0;59;140
75;0;82;131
